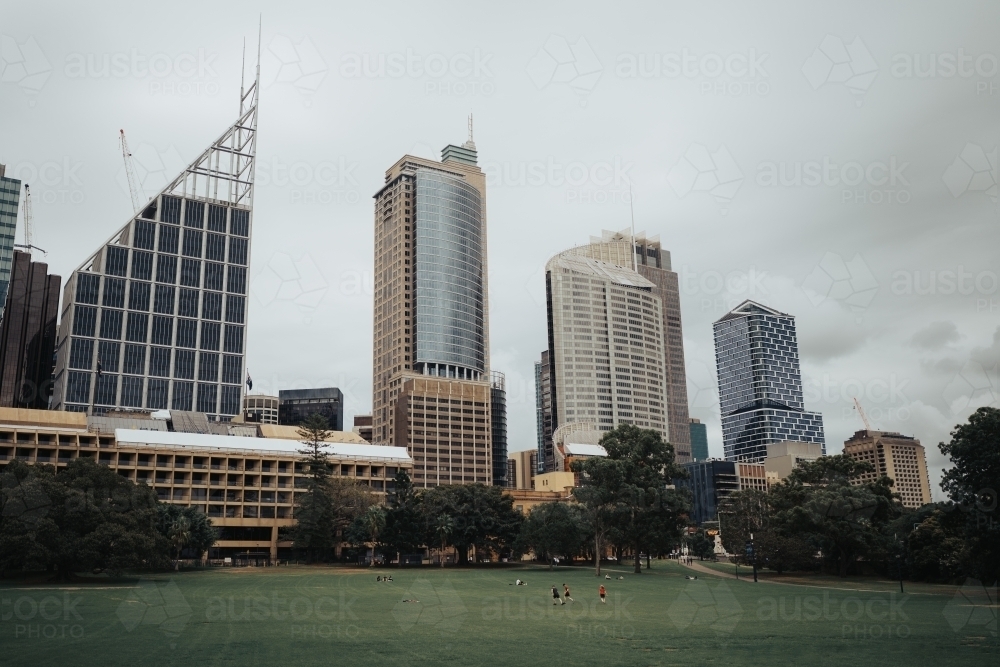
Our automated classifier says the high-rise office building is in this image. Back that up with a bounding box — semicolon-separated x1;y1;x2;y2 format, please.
543;251;669;442
490;371;507;487
278;387;344;430
844;430;932;508
0;250;60;408
689;417;709;461
371;127;493;486
713;300;825;462
51;78;258;418
567;230;691;462
0;165;21;320
535;350;554;472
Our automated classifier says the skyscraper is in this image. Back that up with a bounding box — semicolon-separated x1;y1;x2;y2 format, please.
51;75;258;418
490;371;507;487
843;430;932;508
543;251;669;441
566;230;691;462
689;417;709;461
713;300;825;462
0;250;60;408
372;127;494;486
278;387;344;429
534;350;553;473
0;165;21;320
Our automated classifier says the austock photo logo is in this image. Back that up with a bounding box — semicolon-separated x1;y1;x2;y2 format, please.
667;579;742;637
115;143;186;202
615;47;770;97
2;592;85;640
339;47;495;97
942;360;999;416
0;34;52;101
527;34;602;105
942;143;998;204
393;579;467;635
204;590;361;640
666;143;743;213
64;47;220;97
261;34;328;101
802;252;879;322
250;252;329;324
942;580;997;638
8;157;86;206
801;34;878;106
116;579;192;648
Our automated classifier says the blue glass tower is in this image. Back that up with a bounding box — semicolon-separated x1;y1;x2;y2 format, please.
713;300;824;462
0;165;21;320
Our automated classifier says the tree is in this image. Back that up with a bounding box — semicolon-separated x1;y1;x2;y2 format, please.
156;504;216;568
517;501;587;566
434;514;454;567
0;459;167;579
572;424;689;574
346;505;386;565
420;484;523;565
380;470;424;565
939;406;1000;584
688;529;716;561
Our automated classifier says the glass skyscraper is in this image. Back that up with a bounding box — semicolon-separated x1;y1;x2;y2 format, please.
0;165;21;321
51;80;258;418
713;300;825;462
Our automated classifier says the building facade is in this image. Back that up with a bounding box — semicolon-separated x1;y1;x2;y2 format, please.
535;350;554;472
506;448;537;490
843;430;932;508
543;251;669;445
352;414;373;442
763;440;823;480
0;407;411;560
677;459;768;524
278;387;344;430
0;251;60;408
490;371;507;487
242;394;278;424
50;85;258;419
0;165;21;320
371;131;493;486
713;300;825;462
689;417;709;461
567;230;691;461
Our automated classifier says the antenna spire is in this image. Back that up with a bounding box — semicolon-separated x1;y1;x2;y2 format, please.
464;113;476;150
629;181;637;271
240;38;246;113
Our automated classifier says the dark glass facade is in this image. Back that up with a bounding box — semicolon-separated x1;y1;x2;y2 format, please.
278;387;344;430
713;301;825;462
689;418;709;462
0;169;20;319
490;371;507;486
413;170;485;379
675;460;739;525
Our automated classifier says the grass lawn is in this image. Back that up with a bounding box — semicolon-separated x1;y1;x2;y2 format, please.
1;561;994;666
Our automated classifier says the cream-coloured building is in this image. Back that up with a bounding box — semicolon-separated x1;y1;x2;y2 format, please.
0;407;411;560
507;449;537;490
843;430;932;508
764;441;823;480
545;252;669;441
241;394;279;424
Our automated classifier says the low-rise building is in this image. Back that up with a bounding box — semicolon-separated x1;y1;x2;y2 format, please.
843;430;932;508
242;394;279;424
763;441;823;480
278;387;344;430
677;459;768;525
353;414;373;443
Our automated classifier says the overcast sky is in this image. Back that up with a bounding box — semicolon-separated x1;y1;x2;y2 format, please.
2;1;997;499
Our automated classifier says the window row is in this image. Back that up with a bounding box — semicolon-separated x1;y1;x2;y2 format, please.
71;307;244;352
75;278;245;322
65;372;241;413
131;220;249;263
96;251;247;291
68;338;243;382
151;197;249;236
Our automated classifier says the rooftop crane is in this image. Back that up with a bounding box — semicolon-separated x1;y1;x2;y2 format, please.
119;129;145;213
852;396;874;432
14;183;46;255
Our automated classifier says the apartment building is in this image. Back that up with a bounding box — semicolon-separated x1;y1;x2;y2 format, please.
843;429;932;508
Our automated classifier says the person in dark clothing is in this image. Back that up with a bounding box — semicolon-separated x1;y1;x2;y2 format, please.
552;585;565;605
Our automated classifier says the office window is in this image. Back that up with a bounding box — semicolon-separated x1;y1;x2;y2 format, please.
97;340;120;373
69;338;94;370
156;254;177;284
226;266;246;294
184;200;204;229
151;316;173;346
208;204;227;232
102;278;125;308
200;321;220;351
182;229;203;258
220;385;240;415
197;383;217;413
147;378;168;409
134;219;156;250
94;374;118;406
172;381;193;410
224;325;243;353
125;312;148;343
121;376;143;407
228;237;248;265
73;306;97;337
224;295;244;324
179;289;199;318
67;372;91;403
76;274;100;305
105;246;129;277
180;259;201;287
205;262;224;291
149;347;171;377
161;196;181;223
99;309;123;340
206;233;225;261
202;292;222;321
174;349;195;379
230;208;249;236
177;319;197;348
158;224;179;254
131;250;153;281
198;352;219;382
153;285;174;314
123;344;146;375
222;355;241;384
128;281;150;311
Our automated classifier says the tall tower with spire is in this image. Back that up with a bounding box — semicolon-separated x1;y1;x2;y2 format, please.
51;61;259;418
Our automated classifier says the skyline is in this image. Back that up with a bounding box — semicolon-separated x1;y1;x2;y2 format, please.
1;2;998;501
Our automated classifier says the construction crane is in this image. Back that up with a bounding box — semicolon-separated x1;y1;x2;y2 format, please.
852;396;874;432
14;183;46;255
119;129;145;213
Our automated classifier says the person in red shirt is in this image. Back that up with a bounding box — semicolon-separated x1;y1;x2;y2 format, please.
598;584;607;603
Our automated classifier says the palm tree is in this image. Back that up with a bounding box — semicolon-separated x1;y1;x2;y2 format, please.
168;516;192;571
435;514;454;568
362;506;386;566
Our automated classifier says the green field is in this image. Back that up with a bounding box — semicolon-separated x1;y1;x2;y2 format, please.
1;562;994;666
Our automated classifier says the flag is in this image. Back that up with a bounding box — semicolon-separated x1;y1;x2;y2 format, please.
96;358;103;377
246;373;253;391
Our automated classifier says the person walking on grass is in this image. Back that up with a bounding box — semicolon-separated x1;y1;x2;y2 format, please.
599;584;607;604
552;586;564;605
563;584;574;602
